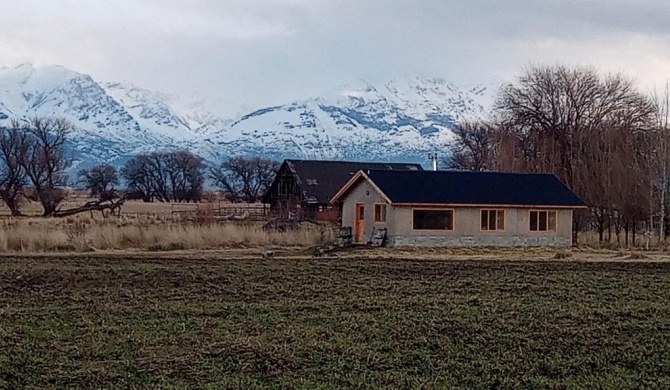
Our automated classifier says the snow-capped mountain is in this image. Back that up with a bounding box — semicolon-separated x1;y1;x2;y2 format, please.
0;63;489;169
0;63;225;169
102;82;229;140
202;78;487;161
0;63;164;165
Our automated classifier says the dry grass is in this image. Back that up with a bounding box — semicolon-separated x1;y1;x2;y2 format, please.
578;230;662;250
627;251;649;260
4;201;670;256
553;249;573;259
0;198;229;218
0;217;335;253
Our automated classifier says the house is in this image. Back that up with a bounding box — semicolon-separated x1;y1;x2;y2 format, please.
330;169;587;247
262;160;423;222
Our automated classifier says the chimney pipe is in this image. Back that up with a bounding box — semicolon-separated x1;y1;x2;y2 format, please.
428;153;438;171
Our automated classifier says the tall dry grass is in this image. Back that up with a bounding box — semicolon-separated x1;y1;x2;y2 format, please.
0;217;336;253
577;230;666;250
0;198;230;218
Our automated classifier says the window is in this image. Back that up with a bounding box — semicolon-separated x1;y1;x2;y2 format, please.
278;180;287;196
530;210;557;232
357;205;365;220
481;209;505;231
374;204;387;222
277;178;294;196
413;209;454;230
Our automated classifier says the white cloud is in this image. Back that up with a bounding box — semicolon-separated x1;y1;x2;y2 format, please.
1;0;670;115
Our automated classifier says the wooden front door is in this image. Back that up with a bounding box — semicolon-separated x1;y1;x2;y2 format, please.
355;204;365;243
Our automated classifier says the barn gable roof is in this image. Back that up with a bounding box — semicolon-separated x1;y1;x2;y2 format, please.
331;170;587;208
263;160;423;204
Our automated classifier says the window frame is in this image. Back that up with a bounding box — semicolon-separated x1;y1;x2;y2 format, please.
356;204;365;221
411;208;455;231
529;210;558;232
277;180;287;196
374;203;387;223
480;209;505;231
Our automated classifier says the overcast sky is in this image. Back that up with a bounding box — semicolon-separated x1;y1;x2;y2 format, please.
2;0;670;116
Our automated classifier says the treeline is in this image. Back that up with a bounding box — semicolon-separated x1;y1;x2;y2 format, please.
119;154;279;204
0;118;279;216
447;65;670;245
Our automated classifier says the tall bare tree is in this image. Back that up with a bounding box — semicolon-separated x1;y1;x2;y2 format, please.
121;153;169;202
121;154;155;202
22;118;73;216
0;120;30;216
122;151;205;202
649;83;670;242
444;120;497;171
144;152;170;202
495;65;655;244
164;150;205;202
210;157;279;203
78;164;119;201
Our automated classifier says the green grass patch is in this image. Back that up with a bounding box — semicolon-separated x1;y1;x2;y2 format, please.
1;258;670;388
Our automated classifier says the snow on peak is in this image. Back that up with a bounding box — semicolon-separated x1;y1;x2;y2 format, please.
204;76;488;163
101;82;229;140
0;63;227;169
0;63;492;167
0;63;81;93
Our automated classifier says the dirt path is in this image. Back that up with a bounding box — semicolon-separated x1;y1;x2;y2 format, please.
1;246;669;262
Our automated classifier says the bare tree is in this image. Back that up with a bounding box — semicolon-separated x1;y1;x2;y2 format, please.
0;120;30;216
444;121;497;171
581;122;650;244
78;164;119;201
21;118;73;216
210;157;279;203
649;83;670;242
164;150;205;202
254;158;280;197
122;154;162;202
122;151;205;203
495;65;655;244
497;66;652;186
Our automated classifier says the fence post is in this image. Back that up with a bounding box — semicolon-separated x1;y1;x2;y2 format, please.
645;230;651;251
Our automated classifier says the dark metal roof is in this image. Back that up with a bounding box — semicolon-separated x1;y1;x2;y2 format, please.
280;159;423;204
361;170;586;207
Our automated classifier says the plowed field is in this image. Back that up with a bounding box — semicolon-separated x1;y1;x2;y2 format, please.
1;257;669;388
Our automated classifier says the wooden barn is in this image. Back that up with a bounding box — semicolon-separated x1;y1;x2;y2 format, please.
262;159;423;223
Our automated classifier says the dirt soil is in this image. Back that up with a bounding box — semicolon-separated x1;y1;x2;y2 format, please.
1;253;670;388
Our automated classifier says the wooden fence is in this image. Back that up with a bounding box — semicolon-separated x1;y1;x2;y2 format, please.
170;202;270;222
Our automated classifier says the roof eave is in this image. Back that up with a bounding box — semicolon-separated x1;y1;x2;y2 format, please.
390;202;588;209
329;170;393;204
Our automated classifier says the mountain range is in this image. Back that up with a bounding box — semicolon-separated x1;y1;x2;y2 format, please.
0;63;489;170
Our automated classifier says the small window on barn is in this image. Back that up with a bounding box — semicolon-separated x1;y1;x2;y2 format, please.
530;210;557;232
374;204;387;222
481;210;505;231
412;209;454;230
278;180;287;195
